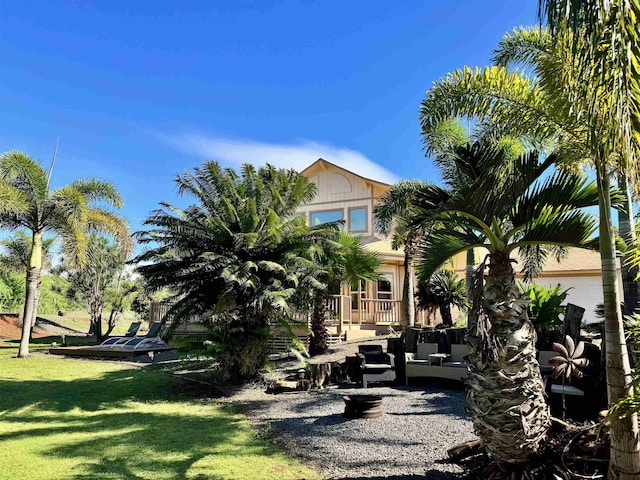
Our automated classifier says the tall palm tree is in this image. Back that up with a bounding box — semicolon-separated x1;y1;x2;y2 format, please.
420;23;640;476
374;180;432;327
537;4;640;474
0;151;132;358
414;148;605;469
0;231;55;335
307;231;380;355
136;162;326;379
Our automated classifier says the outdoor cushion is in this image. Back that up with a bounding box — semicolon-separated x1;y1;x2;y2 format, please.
358;345;385;363
416;342;438;360
364;363;392;369
442;361;466;368
406;359;431;365
450;344;469;363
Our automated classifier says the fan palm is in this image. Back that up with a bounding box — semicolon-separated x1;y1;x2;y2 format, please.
0;231;55;335
307;231;380;355
0;151;132;357
413;147;605;467
374;180;433;327
416;269;467;327
136;162;326;379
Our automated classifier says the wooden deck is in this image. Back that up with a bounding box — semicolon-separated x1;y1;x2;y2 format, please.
49;345;176;358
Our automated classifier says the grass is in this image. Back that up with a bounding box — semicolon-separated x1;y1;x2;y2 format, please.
0;351;318;480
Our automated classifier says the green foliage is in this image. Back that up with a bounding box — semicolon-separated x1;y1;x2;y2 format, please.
0;268;24;312
0;151;132;356
38;275;82;314
306;231;381;355
67;235;128;338
136;162;328;379
416;269;467;326
519;282;570;331
609;316;640;419
413;147;602;280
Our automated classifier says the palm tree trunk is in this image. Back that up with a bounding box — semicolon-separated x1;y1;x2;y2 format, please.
17;232;43;358
465;249;474;328
441;303;453;327
597;172;640;480
466;250;550;464
28;280;42;341
618;174;640;316
309;295;328;356
405;241;416;328
401;238;416;328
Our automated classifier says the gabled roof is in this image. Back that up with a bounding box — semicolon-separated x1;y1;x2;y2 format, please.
300;158;390;190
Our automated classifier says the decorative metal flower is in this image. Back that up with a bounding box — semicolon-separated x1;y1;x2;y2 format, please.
550;335;589;383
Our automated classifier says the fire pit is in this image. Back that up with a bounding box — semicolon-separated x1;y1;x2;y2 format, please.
343;394;383;419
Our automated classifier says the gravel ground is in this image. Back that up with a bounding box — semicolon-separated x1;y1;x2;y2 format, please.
227;383;475;479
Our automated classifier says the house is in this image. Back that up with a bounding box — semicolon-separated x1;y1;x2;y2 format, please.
299;158;623;337
298;158;434;341
163;158;622;341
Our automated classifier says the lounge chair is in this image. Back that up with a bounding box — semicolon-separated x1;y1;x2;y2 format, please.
357;344;396;388
99;322;142;346
117;322;166;350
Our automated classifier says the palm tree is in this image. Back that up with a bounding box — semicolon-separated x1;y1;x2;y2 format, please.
422;122;527;326
419;23;640;475
0;231;55;336
416;269;467;327
308;231;380;355
0;151;132;358
374;180;433;328
135;162;325;380
537;5;640;474
413;147;604;469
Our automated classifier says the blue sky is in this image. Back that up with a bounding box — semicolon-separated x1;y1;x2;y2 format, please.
0;0;539;234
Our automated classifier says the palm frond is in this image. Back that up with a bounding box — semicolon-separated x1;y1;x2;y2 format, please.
416;227;484;279
69;179;124;208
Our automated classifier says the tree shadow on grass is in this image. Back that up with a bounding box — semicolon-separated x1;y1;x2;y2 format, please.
0;367;306;479
0;368;185;412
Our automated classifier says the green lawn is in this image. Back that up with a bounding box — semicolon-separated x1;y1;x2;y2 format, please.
0;351;318;480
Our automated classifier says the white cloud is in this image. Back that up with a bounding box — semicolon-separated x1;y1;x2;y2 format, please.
165;133;399;184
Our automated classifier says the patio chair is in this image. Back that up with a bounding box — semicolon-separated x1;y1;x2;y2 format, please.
116;322;166;350
357;344;395;388
99;322;142;346
562;303;585;343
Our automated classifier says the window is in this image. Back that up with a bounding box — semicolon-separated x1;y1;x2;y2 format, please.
348;207;367;232
377;275;392;300
351;280;365;310
310;209;342;226
377;274;393;311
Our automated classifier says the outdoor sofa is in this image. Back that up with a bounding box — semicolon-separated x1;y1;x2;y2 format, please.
405;342;469;384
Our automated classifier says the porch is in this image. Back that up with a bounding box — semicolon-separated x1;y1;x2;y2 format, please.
324;295;432;341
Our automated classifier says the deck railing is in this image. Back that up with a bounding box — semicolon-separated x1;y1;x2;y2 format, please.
327;295;402;326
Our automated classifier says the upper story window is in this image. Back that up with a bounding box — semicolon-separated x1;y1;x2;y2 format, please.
310;209;343;226
348;207;367;232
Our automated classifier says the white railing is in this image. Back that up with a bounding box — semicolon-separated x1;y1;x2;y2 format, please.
327;295;402;326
